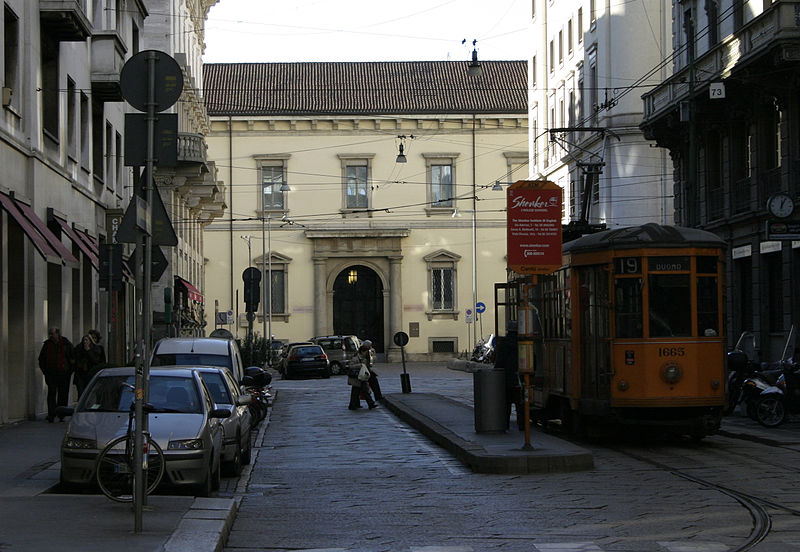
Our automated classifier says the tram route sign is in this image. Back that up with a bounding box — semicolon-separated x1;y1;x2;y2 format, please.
507;180;563;275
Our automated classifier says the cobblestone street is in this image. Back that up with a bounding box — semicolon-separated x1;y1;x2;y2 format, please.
223;364;764;552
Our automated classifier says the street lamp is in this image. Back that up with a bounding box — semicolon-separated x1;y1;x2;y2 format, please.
240;235;252;268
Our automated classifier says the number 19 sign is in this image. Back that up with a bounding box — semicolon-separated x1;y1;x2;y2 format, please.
507;180;563;275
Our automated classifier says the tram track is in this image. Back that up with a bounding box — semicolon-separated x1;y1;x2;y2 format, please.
602;425;800;552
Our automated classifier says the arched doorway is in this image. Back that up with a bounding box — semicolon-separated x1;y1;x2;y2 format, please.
333;265;384;353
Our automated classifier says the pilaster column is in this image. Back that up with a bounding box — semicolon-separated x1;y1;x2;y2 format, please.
387;256;403;361
313;258;327;337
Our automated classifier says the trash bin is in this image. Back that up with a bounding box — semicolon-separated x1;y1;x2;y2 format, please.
473;368;507;433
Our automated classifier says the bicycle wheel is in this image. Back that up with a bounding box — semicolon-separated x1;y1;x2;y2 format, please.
95;434;165;502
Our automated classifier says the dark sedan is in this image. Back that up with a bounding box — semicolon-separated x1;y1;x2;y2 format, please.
283;344;330;379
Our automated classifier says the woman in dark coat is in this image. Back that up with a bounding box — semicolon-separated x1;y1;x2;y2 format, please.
347;343;376;410
73;333;105;398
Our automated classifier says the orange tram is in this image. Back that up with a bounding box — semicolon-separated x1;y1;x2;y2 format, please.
522;223;727;438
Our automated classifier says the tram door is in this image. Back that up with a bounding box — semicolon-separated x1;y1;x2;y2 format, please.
577;266;611;401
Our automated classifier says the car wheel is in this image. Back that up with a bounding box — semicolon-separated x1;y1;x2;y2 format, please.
196;462;213;497
224;438;243;477
330;362;342;375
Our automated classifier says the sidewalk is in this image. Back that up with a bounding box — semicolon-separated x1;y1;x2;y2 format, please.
1;365;798;551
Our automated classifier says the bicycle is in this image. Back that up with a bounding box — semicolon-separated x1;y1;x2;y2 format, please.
95;395;166;502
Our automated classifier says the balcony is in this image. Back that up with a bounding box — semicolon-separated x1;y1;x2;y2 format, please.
177;133;207;166
40;0;92;42
90;31;125;102
643;1;800;124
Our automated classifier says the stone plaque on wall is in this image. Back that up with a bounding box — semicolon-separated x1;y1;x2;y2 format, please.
409;322;419;338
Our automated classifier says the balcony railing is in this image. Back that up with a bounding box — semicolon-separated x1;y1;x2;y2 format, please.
40;0;92;42
643;1;800;123
177;133;206;165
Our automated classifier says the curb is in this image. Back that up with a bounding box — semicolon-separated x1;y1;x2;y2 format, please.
383;394;593;474
163;497;238;552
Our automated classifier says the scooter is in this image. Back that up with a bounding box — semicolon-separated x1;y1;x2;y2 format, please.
727;330;788;418
754;326;799;427
471;334;496;363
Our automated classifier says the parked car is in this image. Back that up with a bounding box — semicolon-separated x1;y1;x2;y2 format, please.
309;335;361;375
59;367;228;496
275;341;314;376
151;337;255;384
282;343;330;379
190;366;252;476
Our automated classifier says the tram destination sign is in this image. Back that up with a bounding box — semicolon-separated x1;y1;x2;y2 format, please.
507;180;563;275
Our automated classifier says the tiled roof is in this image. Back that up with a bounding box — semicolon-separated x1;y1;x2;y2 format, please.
203;61;527;116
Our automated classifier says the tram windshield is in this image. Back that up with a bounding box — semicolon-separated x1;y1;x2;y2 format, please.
612;255;720;338
648;274;691;337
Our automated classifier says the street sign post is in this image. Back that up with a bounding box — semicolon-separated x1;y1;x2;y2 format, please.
119;49;183;534
393;331;411;393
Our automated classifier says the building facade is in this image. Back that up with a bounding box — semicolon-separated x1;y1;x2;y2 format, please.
203;61;528;360
0;0;221;424
641;0;800;358
529;0;674;229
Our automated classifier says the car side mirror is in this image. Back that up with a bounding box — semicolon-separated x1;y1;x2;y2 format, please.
211;407;232;419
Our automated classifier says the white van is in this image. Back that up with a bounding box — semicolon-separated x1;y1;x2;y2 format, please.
150;337;249;384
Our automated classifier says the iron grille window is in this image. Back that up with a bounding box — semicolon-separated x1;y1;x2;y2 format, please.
431;340;455;353
431;268;454;310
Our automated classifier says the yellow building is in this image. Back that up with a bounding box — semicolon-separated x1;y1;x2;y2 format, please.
203;61;527;360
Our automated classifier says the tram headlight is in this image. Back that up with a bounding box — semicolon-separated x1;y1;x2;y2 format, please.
710;379;720;390
662;363;682;384
617;379;629;391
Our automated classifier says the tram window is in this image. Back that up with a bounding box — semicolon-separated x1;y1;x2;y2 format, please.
614;278;643;338
697;276;719;336
648;274;691;337
697;256;717;274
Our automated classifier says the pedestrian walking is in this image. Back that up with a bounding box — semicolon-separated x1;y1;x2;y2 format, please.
347;343;376;410
73;333;104;398
87;329;106;365
361;340;383;401
494;321;524;430
38;327;74;422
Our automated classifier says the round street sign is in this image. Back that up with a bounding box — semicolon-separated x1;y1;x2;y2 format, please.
120;50;184;113
475;302;486;314
393;331;410;347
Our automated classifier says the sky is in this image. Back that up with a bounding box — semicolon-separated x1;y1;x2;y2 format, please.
203;0;531;64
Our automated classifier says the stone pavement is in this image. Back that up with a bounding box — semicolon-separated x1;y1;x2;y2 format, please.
0;361;796;551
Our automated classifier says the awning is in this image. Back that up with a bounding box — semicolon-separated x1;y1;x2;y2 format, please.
175;276;203;303
0;193;78;266
50;215;100;270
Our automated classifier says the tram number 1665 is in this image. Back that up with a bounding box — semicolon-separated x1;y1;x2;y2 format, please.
658;347;686;357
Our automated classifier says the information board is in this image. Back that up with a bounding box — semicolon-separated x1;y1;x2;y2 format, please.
507;180;563;274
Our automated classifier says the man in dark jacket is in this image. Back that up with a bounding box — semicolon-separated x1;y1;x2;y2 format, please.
38;327;74;422
494;321;524;430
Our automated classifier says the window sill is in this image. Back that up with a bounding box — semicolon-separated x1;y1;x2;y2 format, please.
257;313;290;323
426;310;459;321
425;207;455;217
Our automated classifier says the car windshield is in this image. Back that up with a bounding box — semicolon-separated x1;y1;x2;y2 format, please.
79;374;203;414
153;353;231;370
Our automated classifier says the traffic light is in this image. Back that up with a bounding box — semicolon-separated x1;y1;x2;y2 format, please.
242;267;261;313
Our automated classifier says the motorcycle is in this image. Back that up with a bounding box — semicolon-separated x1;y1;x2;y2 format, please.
754;326;799;427
243;366;273;428
470;334;496;364
727;330;787;418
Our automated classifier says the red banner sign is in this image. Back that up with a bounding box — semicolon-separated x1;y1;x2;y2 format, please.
507;180;563;274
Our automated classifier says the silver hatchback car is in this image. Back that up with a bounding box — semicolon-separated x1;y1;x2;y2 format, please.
59;367;228;496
